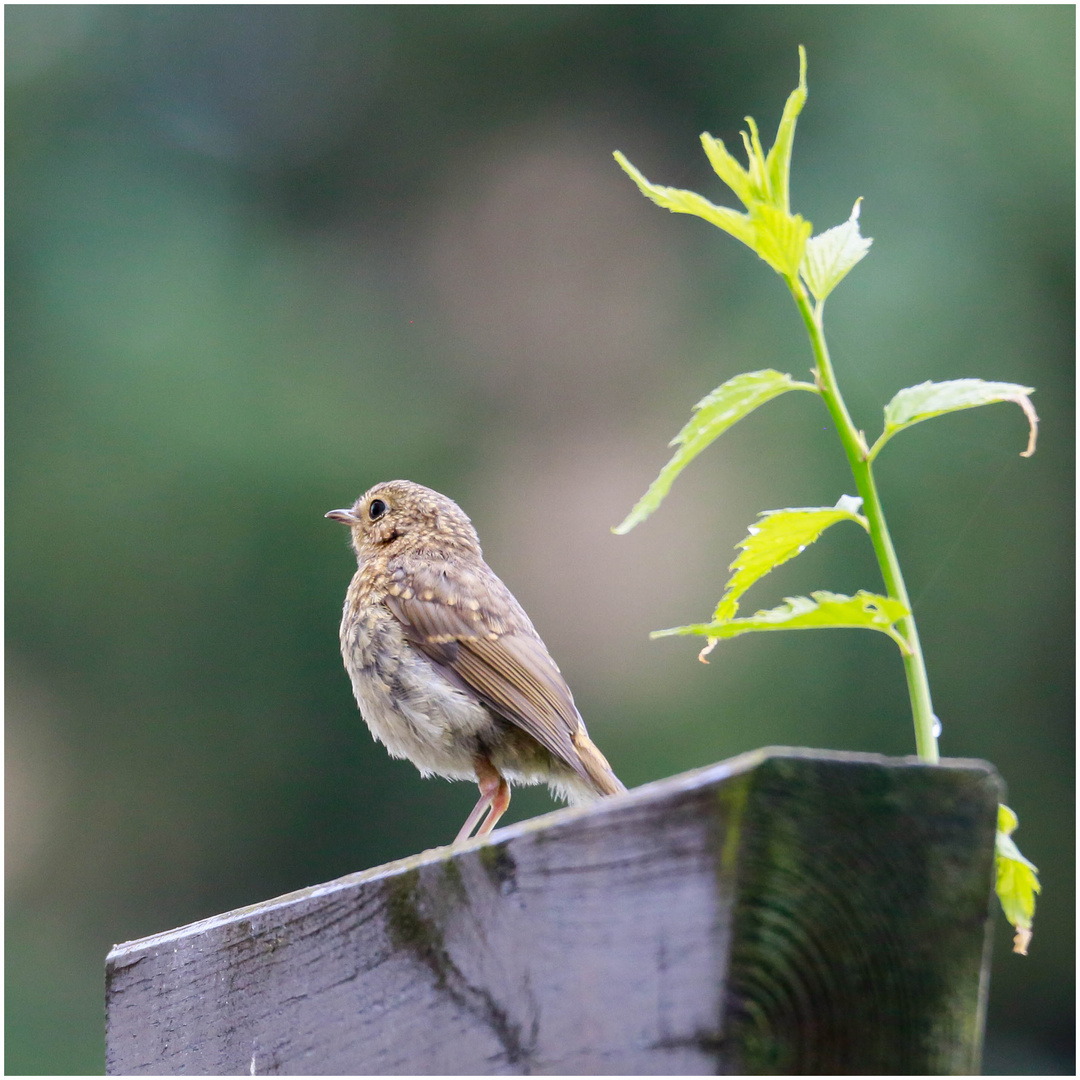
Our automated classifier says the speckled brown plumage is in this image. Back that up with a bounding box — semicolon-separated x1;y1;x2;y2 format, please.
326;479;625;843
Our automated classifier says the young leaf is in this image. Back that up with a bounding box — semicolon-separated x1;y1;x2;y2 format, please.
763;44;808;214
613;152;757;250
714;500;869;622
619;49;812;278
749;203;813;279
653;590;911;660
870;379;1038;461
995;803;1040;955
801;198;873;302
613;370;818;534
700;131;757;209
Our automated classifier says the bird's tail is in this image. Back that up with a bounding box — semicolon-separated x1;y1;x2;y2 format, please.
572;729;627;797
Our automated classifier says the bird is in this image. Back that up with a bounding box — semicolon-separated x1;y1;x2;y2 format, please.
326;479;625;844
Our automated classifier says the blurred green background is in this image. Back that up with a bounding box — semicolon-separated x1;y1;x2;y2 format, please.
6;5;1073;1074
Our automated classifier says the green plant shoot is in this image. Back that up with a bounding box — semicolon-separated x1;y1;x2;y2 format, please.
613;46;1040;952
995;804;1040;955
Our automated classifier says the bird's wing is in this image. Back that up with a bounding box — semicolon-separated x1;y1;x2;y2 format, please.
382;558;590;784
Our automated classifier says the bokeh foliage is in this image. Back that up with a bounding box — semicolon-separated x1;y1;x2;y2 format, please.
6;6;1073;1073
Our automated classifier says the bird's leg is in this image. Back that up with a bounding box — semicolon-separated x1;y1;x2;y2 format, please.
454;755;510;843
476;775;511;837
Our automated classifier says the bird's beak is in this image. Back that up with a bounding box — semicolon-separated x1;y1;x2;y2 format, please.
325;508;360;525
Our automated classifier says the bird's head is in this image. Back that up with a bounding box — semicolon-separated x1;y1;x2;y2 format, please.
326;479;482;562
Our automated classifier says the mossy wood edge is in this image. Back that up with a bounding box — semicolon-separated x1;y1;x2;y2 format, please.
105;748;1001;1075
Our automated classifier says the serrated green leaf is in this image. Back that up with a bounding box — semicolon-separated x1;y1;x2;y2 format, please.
613;151;756;249
749;203;813;278
620;48;811;278
995;803;1040;955
801;198;873;301
763;44;808;214
613;371;818;534
870;379;1038;461
714;501;869;621
740;118;770;205
653;590;911;657
700;131;756;208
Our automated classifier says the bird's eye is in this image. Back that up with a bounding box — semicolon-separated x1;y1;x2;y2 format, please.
368;498;388;521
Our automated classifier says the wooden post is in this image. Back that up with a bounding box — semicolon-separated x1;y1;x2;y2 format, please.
106;748;1000;1075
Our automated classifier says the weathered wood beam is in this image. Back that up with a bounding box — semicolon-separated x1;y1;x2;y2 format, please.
106;747;1000;1074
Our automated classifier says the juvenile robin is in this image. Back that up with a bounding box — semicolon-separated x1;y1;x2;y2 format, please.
326;479;625;843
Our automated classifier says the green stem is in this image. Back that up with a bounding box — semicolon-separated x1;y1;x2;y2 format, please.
788;277;940;763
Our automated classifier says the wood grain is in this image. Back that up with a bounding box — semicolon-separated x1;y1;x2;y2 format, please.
106;748;1001;1074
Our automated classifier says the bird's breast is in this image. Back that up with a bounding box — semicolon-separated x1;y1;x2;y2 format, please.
339;599;492;781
